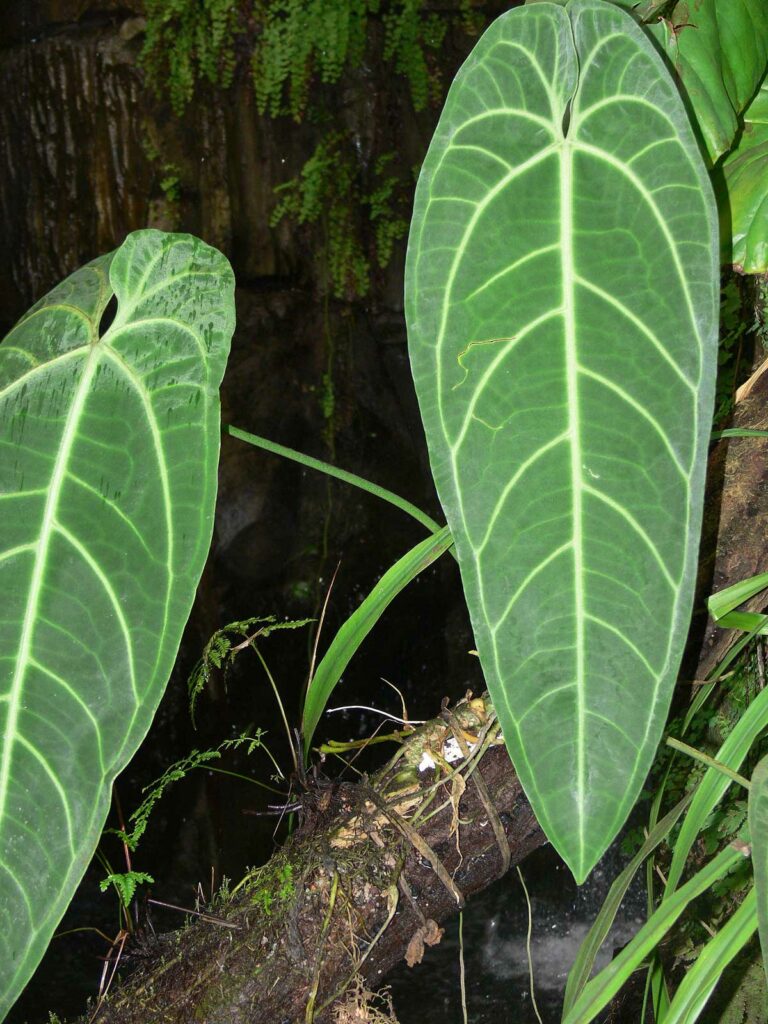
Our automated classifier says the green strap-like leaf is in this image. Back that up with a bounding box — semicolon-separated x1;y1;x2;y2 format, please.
561;844;749;1024
749;755;768;984
708;569;768;635
0;230;234;1014
302;526;454;757
405;0;718;880
663;886;758;1023
562;791;692;1016
665;683;768;896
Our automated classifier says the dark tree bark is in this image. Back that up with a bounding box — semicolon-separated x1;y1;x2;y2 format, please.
695;364;768;679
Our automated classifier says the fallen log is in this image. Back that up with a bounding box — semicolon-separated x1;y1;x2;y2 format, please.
77;352;768;1023
82;696;544;1024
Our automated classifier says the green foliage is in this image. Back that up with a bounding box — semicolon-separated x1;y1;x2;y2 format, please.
706;956;768;1024
188;614;312;723
562;844;748;1024
0;230;234;1017
380;0;448;112
112;749;224;852
405;0;718;881
141;0;477;119
270;134;410;298
109;727;275;858
750;753;768;983
643;0;768;164
99;870;155;910
249;862;295;915
251;0;371;119
720;82;768;274
141;0;239;114
159;169;182;204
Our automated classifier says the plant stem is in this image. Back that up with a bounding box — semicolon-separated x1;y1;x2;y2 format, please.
665;736;751;791
253;644;299;776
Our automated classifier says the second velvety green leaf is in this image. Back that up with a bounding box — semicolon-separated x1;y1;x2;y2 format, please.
405;0;718;880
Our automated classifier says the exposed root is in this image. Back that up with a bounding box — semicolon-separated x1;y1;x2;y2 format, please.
333;978;399;1024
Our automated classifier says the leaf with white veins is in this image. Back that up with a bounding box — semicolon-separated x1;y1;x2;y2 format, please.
405;0;718;880
0;229;234;1014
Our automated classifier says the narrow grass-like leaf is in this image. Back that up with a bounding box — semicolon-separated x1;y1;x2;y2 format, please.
562;792;692;1017
663;886;758;1023
302;526;454;757
711;429;768;439
227;425;444;535
562;844;748;1024
405;0;718;879
665;685;768;895
709;571;768;634
644;957;671;1023
749;755;768;982
0;229;234;1014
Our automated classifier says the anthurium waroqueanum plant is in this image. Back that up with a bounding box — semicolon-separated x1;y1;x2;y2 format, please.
405;0;718;882
0;0;746;1015
0;231;234;1016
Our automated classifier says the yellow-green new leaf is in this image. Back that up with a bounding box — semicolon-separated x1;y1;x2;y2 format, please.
405;0;718;880
0;230;234;1015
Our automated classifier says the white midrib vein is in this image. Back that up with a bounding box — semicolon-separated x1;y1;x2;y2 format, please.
0;345;100;831
560;135;586;873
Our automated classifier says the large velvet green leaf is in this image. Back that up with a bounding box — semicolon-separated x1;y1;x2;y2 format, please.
405;0;717;880
0;230;234;1013
647;0;768;163
720;82;768;273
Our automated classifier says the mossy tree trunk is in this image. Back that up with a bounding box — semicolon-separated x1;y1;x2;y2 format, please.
78;696;544;1024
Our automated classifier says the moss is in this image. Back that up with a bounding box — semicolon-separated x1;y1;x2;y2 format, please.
246;861;296;915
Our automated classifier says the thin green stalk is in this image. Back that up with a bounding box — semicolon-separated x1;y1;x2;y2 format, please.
205;766;284;797
253;644;298;776
228;425;444;535
665;737;751;791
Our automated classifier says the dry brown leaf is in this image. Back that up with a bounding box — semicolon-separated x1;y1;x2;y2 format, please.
404;918;444;967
